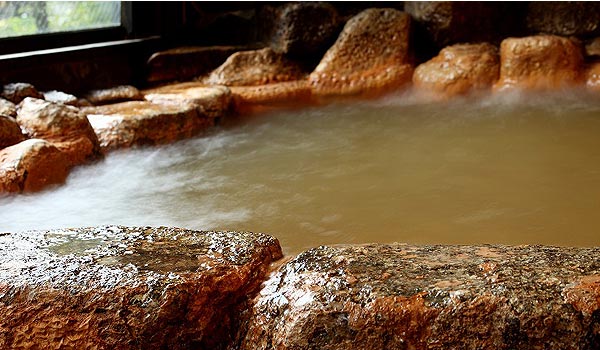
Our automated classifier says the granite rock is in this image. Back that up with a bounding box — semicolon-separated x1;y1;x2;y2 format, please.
0;115;25;149
1;83;44;104
0;226;283;349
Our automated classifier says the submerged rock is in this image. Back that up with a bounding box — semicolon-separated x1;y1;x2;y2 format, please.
1;83;44;104
85;85;144;105
238;244;600;350
309;8;414;97
16;97;101;166
143;82;232;119
0;115;25;149
494;35;584;91
0;139;69;193
0;226;282;349
204;47;305;86
413;43;499;97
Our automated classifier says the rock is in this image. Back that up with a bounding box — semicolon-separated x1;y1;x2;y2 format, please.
0;98;17;118
83;101;215;150
143;82;232;119
0;226;283;349
413;43;500;97
494;35;584;91
16;98;101;166
146;46;246;83
309;8;414;97
585;37;600;57
1;82;44;104
204;48;305;86
585;63;600;92
230;81;313;114
238;244;600;350
0;115;25;149
43;90;79;106
85;85;144;105
0;139;69;193
265;2;341;63
526;2;600;37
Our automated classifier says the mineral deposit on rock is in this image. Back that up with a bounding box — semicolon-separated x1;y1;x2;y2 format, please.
230;80;313;113
0;226;283;349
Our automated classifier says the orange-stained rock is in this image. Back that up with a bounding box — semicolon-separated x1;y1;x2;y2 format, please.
237;244;600;350
143;82;232;119
494;35;584;91
83;101;214;150
16;98;101;166
204;47;305;86
1;82;44;104
585;62;600;92
413;43;499;97
309;8;414;98
85;85;144;105
0;226;283;349
0;139;69;194
0;98;16;118
230;80;313;114
0;115;25;149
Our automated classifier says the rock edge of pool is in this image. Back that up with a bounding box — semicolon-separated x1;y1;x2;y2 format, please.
1;225;599;349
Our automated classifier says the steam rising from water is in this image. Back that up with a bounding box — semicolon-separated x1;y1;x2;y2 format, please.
3;90;600;254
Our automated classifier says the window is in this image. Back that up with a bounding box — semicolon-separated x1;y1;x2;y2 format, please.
0;1;121;38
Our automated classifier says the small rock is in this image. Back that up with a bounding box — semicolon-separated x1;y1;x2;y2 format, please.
0;115;25;150
413;43;499;97
143;82;232;119
585;62;600;92
0;226;282;349
526;2;600;37
309;8;414;97
494;35;584;91
585;37;600;57
230;81;313;114
17;98;101;166
1;82;44;104
0;139;69;193
204;47;306;86
85;85;144;105
0;98;17;118
43;90;79;106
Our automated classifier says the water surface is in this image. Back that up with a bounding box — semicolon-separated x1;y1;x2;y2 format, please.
3;91;600;254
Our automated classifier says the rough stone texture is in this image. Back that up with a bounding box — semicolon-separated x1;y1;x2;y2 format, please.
265;2;341;63
0;115;25;149
238;244;600;350
309;8;414;97
85;85;144;105
526;2;600;37
43;90;79;106
146;46;245;83
0;98;17;118
413;43;500;97
204;48;305;86
16;98;101;166
1;83;44;104
0;226;283;349
230;81;313;114
0;139;69;194
494;35;584;91
143;82;232;119
83;101;215;150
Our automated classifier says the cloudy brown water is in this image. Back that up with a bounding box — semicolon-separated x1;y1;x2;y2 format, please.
3;90;600;254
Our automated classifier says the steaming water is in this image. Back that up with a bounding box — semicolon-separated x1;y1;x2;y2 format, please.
3;90;600;254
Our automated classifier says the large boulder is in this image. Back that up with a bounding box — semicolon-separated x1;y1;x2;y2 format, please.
0;139;70;194
0;226;283;349
238;244;600;350
85;85;144;105
204;48;305;86
526;2;600;37
1;83;44;104
309;8;414;97
494;35;584;91
0;115;25;149
230;81;313;114
16;98;101;166
143;82;232;119
413;43;500;97
84;100;215;150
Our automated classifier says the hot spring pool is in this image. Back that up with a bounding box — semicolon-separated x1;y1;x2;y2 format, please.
3;91;600;254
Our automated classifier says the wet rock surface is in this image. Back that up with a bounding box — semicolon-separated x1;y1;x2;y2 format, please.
143;82;232;119
0;139;69;194
16;97;101;166
309;8;414;97
413;43;499;97
230;81;313;113
0;226;283;349
0;115;25;149
204;48;305;86
494;35;584;91
239;244;600;350
1;83;44;104
85;85;144;105
84;100;215;150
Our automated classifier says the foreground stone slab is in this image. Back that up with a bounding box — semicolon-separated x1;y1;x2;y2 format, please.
0;226;283;349
239;244;600;350
84;100;215;150
494;35;584;91
143;82;232;119
309;8;414;98
0;139;69;194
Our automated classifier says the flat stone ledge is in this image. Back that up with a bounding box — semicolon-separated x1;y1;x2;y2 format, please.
239;244;600;350
0;226;282;349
